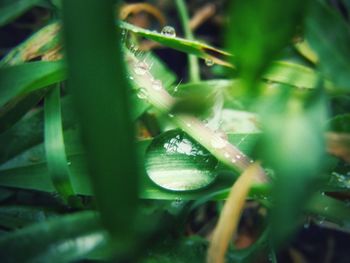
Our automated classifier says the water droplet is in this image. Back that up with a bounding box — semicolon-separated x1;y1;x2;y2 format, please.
168;113;174;118
236;154;241;159
316;216;325;225
145;129;218;191
324;206;329;211
231;158;236;163
210;136;226;149
224;152;230;158
129;76;134;80
205;58;214;66
186;122;192;127
161;26;176;37
137;88;148;100
134;61;149;75
250;160;254;163
67;161;71;166
151;79;162;90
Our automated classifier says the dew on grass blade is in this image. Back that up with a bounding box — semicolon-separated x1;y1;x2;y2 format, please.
205;58;214;66
134;61;149;75
161;26;176;37
145;129;218;191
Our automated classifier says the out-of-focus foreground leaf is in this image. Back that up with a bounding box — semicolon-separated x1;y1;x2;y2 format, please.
306;0;350;91
227;0;308;94
62;0;139;241
259;86;328;245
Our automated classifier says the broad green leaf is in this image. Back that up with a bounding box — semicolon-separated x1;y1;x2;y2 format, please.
0;132;267;200
62;0;139;239
0;61;66;108
0;0;42;26
306;1;350;91
44;86;78;204
0;211;107;263
226;0;307;93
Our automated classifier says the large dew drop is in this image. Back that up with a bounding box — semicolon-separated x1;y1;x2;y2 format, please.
161;26;176;37
145;129;218;191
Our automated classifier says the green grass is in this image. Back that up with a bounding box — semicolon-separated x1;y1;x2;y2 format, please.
0;0;350;262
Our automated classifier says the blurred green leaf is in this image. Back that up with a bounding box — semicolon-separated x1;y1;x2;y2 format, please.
306;0;350;90
0;211;107;263
0;61;66;108
259;85;328;245
0;206;56;229
0;0;42;26
62;0;139;239
227;0;307;93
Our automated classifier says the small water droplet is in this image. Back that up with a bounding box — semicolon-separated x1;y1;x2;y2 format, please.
231;158;236;163
321;192;325;196
205;58;214;66
317;216;325;225
129;76;134;80
224;153;230;158
161;26;176;37
67;161;71;166
151;79;162;90
134;61;149;75
211;136;226;149
236;154;241;159
137;88;148;100
145;129;218;191
250;160;254;163
168;113;174;118
324;206;329;211
186;122;192;127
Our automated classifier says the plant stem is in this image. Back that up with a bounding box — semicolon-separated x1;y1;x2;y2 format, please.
175;0;200;82
126;53;266;183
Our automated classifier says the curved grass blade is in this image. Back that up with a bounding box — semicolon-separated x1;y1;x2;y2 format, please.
0;0;42;26
62;0;139;238
0;61;66;108
120;21;233;68
0;211;107;263
0;22;61;66
0;89;47;133
44;86;78;205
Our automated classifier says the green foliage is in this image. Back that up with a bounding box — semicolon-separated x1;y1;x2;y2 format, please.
1;0;350;262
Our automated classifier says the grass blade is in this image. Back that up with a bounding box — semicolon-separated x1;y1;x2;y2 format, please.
62;0;139;239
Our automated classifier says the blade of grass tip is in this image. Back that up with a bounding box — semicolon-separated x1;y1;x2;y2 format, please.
175;0;200;82
207;162;259;263
44;85;81;207
62;0;139;240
